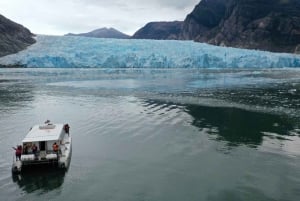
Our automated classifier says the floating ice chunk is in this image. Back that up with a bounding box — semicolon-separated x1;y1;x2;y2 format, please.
0;35;300;68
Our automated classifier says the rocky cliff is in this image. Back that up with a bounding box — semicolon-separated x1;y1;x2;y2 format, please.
132;21;183;40
180;0;300;53
65;28;130;39
0;14;35;57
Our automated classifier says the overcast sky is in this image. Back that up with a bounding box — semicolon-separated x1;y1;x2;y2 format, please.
0;0;200;36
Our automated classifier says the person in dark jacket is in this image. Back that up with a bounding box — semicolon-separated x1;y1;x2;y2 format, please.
32;144;38;159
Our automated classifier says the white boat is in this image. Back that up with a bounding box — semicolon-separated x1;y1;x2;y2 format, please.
12;121;72;173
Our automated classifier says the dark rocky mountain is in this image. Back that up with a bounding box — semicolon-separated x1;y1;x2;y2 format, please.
180;0;300;53
65;27;130;39
132;21;183;40
0;14;35;57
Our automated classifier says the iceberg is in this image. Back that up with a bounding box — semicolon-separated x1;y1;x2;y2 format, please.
0;35;300;68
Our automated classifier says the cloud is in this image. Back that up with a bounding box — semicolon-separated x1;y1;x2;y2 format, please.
73;0;198;10
0;0;200;35
149;0;199;10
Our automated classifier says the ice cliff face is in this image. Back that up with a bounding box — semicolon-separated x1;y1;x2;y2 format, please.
0;35;300;68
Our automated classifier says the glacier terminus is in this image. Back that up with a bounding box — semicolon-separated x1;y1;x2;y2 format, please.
0;35;300;68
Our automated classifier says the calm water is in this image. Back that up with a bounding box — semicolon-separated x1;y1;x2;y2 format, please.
0;68;300;201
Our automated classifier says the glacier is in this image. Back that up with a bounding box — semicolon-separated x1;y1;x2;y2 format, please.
0;35;300;68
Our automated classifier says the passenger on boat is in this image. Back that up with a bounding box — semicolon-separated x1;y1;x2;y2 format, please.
64;124;70;135
32;144;38;159
12;145;22;161
23;144;29;154
52;142;59;155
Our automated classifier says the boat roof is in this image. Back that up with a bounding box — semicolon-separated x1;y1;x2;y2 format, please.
22;123;65;143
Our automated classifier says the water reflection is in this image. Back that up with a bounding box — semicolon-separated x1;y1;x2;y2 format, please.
186;105;297;147
12;166;66;193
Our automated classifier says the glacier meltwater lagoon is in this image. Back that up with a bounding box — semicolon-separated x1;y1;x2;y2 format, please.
1;36;300;201
0;35;300;68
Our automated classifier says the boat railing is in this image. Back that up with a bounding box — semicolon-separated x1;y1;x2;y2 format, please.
22;150;62;155
18;149;62;162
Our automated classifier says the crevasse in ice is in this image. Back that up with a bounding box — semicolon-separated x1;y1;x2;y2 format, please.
0;35;300;68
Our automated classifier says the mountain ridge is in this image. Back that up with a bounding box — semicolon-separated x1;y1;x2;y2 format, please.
132;21;183;40
65;27;130;39
0;14;36;57
132;0;300;53
180;0;300;53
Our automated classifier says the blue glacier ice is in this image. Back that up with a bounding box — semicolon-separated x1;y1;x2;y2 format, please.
0;35;300;68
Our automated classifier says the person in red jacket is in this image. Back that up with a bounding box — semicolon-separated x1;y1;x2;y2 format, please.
12;145;22;161
53;142;59;153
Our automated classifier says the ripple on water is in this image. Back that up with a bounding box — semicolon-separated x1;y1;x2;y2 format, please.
1;68;300;201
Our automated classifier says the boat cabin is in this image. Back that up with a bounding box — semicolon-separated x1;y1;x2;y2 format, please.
21;123;67;162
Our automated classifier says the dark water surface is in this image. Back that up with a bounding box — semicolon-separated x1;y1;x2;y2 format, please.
0;68;300;201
